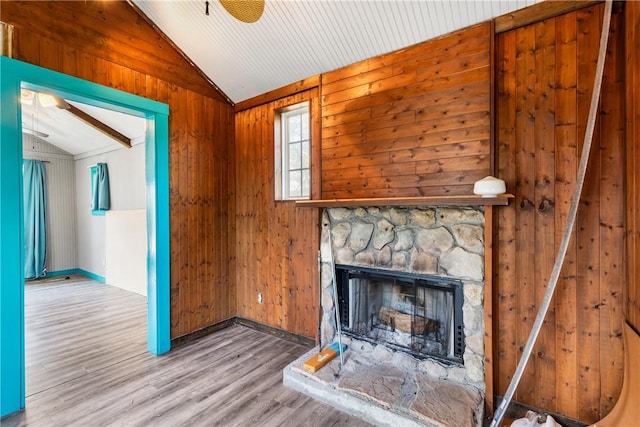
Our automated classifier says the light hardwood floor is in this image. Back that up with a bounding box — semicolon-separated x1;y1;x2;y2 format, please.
2;276;370;427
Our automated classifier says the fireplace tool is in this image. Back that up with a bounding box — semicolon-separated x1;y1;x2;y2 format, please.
303;227;345;373
327;223;345;365
317;250;323;350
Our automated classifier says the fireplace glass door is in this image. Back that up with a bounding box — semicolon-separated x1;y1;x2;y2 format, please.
336;265;464;362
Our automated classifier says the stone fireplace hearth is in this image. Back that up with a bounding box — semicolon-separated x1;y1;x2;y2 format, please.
284;206;486;426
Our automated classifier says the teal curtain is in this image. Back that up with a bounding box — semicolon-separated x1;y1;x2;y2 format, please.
92;162;110;211
23;160;47;280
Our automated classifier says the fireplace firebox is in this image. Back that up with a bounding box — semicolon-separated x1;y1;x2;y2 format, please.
336;264;464;363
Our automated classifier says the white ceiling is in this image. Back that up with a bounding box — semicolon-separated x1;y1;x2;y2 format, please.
132;0;541;103
21;92;147;157
21;1;542;155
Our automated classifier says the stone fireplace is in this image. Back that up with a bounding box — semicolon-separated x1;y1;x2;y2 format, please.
284;205;486;426
320;206;485;384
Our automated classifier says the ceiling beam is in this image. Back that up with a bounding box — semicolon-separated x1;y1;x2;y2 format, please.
494;0;602;33
234;75;320;113
54;97;132;148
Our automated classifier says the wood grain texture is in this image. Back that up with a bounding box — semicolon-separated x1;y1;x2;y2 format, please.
484;205;495;418
494;0;601;34
319;22;492;199
625;0;640;336
2;0;225;101
493;5;625;423
1;0;236;339
295;195;512;208
233;89;321;339
235;76;321;113
2;276;368;427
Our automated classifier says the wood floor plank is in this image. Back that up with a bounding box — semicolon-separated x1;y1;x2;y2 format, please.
1;276;370;427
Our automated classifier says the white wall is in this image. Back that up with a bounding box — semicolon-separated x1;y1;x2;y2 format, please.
105;209;147;296
74;142;146;281
23;136;77;274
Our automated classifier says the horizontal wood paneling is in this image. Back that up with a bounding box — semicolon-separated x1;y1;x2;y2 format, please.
234;90;321;338
320;22;492;199
494;4;625;423
626;0;640;334
1;0;235;339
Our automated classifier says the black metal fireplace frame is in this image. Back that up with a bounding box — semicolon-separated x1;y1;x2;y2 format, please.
335;264;465;364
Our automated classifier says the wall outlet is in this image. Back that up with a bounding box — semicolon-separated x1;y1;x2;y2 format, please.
258;293;263;304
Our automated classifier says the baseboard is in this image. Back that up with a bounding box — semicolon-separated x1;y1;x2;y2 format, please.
170;318;236;348
491;396;588;427
76;269;105;283
47;269;80;278
171;317;316;349
234;317;316;347
46;268;105;283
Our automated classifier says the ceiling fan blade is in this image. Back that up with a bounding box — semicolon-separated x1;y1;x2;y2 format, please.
219;0;264;23
22;128;49;138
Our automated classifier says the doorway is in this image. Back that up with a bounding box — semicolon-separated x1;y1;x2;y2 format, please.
0;56;170;417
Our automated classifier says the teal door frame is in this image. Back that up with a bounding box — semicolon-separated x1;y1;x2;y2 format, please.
0;56;171;417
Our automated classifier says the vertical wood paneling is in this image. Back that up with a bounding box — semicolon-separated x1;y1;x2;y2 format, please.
514;22;537;406
626;0;640;335
533;17;556;410
234;90;320;338
554;11;579;417
575;6;601;420
320;23;492;199
2;0;235;339
598;5;624;414
495;26;518;400
494;5;625;422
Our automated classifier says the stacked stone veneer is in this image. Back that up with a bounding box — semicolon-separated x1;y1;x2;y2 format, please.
320;206;485;391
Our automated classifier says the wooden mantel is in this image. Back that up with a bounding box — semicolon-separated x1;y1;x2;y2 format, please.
295;194;513;208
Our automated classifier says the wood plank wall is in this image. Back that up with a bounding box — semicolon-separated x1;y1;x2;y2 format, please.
626;1;640;332
320;22;492;199
1;0;235;339
494;4;625;423
233;89;321;338
6;4;635;423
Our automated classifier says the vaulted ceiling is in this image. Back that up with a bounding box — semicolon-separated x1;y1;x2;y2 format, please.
21;90;146;158
131;0;541;104
23;0;543;155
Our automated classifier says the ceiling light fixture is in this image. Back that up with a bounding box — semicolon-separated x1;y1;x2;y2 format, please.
38;93;58;108
473;176;506;198
21;89;34;105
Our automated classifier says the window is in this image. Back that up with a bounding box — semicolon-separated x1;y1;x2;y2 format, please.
275;102;310;200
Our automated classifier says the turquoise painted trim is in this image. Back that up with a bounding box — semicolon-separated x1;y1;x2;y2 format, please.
0;61;26;416
46;269;80;278
76;270;106;283
146;114;171;355
0;56;171;418
37;269;104;283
